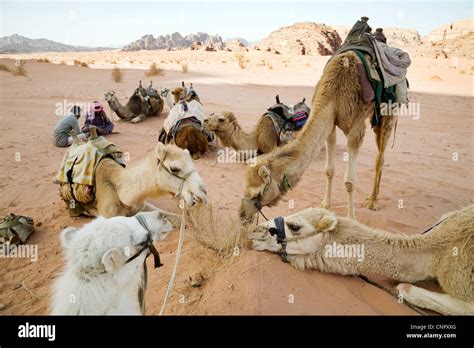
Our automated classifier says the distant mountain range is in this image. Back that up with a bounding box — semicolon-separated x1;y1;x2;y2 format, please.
122;32;226;51
0;34;112;53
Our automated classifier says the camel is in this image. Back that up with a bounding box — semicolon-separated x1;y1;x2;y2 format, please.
104;83;163;124
203;111;279;155
67;128;208;217
250;205;474;315
159;85;209;160
51;210;173;315
239;51;396;222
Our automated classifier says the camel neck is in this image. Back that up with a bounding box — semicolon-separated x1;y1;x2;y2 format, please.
225;125;257;151
110;97;130;119
273;103;335;186
116;154;161;206
319;218;436;282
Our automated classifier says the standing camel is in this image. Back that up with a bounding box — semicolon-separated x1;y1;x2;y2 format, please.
239;51;396;222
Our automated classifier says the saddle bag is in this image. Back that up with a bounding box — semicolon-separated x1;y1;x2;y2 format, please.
291;99;310;130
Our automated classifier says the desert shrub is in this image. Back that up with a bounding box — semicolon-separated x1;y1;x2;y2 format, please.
267;62;273;70
59;60;67;65
235;53;245;69
37;58;50;63
11;60;27;76
0;64;11;72
73;59;89;67
181;62;188;73
145;62;163;77
111;66;123;82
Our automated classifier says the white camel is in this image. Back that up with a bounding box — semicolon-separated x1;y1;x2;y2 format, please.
51;211;172;315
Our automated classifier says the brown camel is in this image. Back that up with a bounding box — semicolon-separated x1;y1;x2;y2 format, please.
104;82;164;124
203;111;279;155
160;84;209;160
239;51;396;222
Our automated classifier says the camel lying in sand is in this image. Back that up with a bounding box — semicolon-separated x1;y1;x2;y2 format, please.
250;205;474;315
159;85;209;159
104;82;163;124
204;111;279;155
51;211;172;315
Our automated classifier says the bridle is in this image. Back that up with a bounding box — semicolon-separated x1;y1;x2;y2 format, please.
157;155;196;198
267;216;323;262
242;172;293;223
125;214;163;268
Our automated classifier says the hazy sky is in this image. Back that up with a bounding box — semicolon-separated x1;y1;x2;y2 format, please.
1;0;472;47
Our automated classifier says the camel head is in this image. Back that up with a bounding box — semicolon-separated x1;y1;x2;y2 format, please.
59;210;172;283
52;211;172;314
104;90;116;103
153;142;208;206
160;87;170;98
171;87;185;104
239;162;285;223
203;111;239;132
249;208;337;255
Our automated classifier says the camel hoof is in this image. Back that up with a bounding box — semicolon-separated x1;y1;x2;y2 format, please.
192;152;202;160
131;117;142;124
367;200;378;211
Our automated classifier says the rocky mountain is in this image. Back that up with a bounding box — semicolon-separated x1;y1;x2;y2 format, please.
254;22;341;56
0;34;109;53
122;32;225;51
334;26;421;47
427;17;473;43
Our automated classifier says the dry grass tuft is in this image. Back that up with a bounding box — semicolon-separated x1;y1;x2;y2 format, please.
235;53;246;69
459;70;466;75
430;75;442;81
37;58;50;63
73;59;89;67
181;61;189;73
145;62;163;77
111;66;123;83
59;60;67;65
187;204;251;261
266;62;273;70
11;60;28;76
0;63;11;72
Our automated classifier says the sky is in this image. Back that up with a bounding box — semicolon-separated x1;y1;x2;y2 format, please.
1;0;472;47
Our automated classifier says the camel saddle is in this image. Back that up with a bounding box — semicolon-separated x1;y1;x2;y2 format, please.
55;135;125;216
265;95;310;145
158;116;212;144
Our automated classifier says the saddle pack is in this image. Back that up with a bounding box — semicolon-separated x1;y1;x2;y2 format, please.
265;95;310;144
55;135;125;216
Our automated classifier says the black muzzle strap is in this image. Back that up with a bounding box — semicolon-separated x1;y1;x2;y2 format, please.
270;216;286;244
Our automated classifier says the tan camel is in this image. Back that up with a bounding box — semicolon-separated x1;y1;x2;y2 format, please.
203;111;279;155
77;131;207;217
104;89;163;124
239;51;396;222
250;205;474;315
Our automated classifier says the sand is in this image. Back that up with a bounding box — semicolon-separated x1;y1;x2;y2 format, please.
0;50;472;315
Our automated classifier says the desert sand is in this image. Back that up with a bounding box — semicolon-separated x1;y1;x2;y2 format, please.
0;50;472;315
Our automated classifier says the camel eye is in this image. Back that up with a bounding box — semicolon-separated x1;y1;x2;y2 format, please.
287;224;301;233
170;167;180;174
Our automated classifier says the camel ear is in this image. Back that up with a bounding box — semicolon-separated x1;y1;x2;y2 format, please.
317;214;338;232
155;142;166;161
258;165;271;185
60;227;79;250
101;248;126;273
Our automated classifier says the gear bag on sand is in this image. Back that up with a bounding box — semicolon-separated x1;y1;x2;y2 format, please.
0;213;34;245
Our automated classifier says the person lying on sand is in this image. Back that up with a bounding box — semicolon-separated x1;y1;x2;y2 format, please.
81;101;114;136
52;105;87;147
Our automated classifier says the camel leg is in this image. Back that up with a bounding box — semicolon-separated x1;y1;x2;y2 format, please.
344;127;365;220
321;126;336;209
397;283;474;315
131;115;145;124
367;115;395;210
